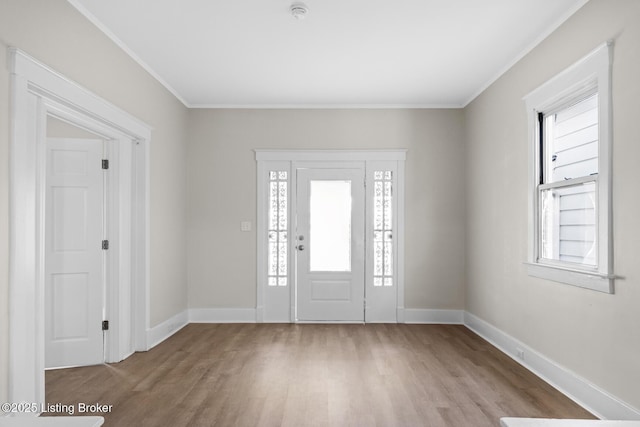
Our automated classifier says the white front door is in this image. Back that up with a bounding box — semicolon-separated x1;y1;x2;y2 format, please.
296;168;365;321
45;138;105;368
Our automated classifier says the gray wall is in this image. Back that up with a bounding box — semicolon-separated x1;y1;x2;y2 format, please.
464;0;640;411
187;109;466;311
0;0;190;403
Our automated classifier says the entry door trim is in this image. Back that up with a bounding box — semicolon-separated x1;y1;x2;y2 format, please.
255;150;406;324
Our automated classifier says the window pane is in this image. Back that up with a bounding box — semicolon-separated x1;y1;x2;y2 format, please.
384;182;392;230
373;235;383;276
268;232;278;276
278;232;287;275
269;182;279;230
374;182;384;230
540;181;596;266
278;182;287;230
384;236;393;276
309;180;351;272
544;93;598;183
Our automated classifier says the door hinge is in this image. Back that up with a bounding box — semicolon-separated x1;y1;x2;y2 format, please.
102;159;109;170
102;320;109;331
102;240;109;250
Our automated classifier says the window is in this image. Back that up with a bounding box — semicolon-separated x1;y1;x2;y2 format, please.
309;180;352;272
539;93;598;267
268;171;288;286
373;171;393;287
524;43;613;293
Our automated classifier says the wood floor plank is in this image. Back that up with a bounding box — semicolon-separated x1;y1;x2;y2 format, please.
44;324;595;426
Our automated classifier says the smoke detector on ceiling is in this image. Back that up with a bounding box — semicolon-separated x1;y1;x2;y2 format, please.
290;2;309;20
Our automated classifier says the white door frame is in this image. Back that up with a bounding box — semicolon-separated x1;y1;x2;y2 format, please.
255;150;406;324
8;48;151;409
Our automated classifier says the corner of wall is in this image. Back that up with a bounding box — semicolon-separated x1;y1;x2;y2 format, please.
146;310;189;350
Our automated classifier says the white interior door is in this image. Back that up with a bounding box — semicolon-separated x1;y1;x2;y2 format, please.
45;138;105;368
296;168;365;321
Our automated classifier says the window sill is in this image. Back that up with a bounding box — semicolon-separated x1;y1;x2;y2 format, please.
525;262;614;294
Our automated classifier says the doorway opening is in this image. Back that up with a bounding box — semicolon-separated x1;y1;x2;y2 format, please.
44;118;108;369
9;48;151;408
256;150;406;324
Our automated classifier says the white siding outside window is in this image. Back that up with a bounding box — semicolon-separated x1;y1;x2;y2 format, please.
540;94;598;267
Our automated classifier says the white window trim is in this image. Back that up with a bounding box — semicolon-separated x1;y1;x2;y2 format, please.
255;150;407;323
523;42;614;293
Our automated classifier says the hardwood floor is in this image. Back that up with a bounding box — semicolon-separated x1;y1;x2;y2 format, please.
45;324;595;426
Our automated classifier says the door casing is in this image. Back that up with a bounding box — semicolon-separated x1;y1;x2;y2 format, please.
9;48;151;408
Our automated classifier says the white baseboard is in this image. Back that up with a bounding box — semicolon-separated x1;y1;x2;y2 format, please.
157;308;464;326
404;309;464;324
146;310;189;350
189;308;257;323
464;312;640;421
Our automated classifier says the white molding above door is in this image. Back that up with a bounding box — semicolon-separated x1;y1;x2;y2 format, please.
8;48;151;410
255;149;406;323
256;149;407;162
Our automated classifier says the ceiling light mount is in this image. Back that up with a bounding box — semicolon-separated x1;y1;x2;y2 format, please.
290;2;309;20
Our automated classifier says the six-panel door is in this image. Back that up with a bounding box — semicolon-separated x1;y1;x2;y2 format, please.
45;138;105;368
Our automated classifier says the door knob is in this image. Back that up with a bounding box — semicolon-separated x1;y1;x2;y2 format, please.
296;244;305;251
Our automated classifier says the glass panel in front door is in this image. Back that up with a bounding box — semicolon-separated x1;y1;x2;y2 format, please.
309;180;352;272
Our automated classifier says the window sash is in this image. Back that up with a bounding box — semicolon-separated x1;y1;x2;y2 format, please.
537;177;598;269
539;91;599;186
538;174;598;191
537;94;600;271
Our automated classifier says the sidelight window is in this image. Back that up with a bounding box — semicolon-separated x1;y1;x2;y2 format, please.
373;171;393;287
268;171;288;286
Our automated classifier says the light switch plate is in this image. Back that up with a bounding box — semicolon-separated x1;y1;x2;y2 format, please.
240;221;252;232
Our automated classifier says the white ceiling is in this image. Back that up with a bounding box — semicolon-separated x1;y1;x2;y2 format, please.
68;0;588;108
